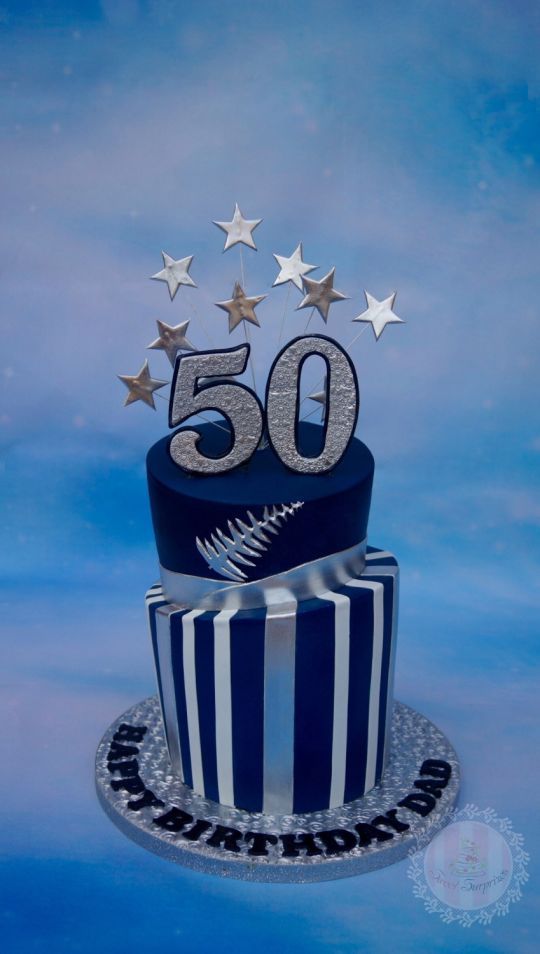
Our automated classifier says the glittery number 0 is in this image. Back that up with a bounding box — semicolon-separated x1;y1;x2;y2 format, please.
266;335;359;474
169;335;358;474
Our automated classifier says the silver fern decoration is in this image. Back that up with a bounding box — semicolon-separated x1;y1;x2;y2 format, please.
196;501;304;582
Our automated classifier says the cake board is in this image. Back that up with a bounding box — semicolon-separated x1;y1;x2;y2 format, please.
96;697;460;882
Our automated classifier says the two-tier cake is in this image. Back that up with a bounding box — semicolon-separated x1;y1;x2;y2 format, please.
145;420;399;815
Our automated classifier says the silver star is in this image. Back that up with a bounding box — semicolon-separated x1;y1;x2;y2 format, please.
297;267;348;322
215;281;266;334
151;252;196;300
213;203;262;251
308;375;327;422
352;291;404;340
147;319;196;366
273;242;317;291
118;360;168;410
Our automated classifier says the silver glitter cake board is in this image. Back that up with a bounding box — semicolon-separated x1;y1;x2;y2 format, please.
96;697;460;882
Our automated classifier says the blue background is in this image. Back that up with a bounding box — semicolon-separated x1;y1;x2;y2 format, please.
1;1;538;951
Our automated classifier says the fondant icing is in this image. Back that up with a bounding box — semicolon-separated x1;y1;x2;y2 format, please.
147;421;374;581
146;547;398;814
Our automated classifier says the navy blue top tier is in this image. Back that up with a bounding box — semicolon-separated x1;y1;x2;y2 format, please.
146;422;374;581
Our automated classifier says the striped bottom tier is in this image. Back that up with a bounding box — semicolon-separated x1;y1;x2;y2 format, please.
145;547;399;815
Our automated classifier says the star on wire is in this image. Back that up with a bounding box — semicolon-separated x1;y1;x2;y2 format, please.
118;360;168;410
147;319;196;366
213;203;262;251
352;291;404;340
215;281;266;333
297;267;348;322
273;242;317;291
151;252;196;300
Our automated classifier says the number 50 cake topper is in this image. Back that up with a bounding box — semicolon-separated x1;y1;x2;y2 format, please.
118;204;405;475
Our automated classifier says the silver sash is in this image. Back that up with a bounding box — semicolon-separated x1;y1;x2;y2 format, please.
160;538;367;611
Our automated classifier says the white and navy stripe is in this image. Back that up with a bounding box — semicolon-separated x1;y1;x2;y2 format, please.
145;546;398;814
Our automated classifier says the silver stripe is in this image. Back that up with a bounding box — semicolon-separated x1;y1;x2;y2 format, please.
346;579;384;791
182;610;205;796
263;590;297;814
320;590;350;809
214;609;236;807
365;551;393;561
160;539;367;611
155;607;183;778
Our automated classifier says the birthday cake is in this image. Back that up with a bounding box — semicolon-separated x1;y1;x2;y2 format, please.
145;421;399;814
120;205;405;817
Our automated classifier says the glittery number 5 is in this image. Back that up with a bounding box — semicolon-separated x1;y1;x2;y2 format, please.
169;344;264;474
266;335;359;474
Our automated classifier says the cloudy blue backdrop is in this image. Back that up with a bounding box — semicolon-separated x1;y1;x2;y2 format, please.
1;1;538;951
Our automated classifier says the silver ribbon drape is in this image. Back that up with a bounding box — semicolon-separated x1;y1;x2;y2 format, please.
160;539;367;611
